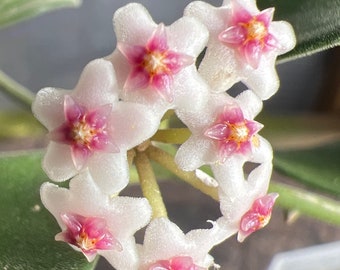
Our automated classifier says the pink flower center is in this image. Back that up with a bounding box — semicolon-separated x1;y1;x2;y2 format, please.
218;6;278;68
49;95;119;170
238;193;279;242
148;256;204;270
118;24;193;102
56;213;122;261
204;106;262;159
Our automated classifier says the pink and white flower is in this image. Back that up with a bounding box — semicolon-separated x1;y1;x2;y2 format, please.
212;136;276;242
185;0;296;99
175;90;263;171
41;171;152;269
138;218;231;270
32;58;159;194
109;3;210;116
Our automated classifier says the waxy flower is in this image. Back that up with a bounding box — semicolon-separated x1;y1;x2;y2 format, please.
175;90;263;171
109;3;210;116
185;0;296;99
117;23;194;103
41;171;152;269
55;213;122;261
138;218;231;270
204;105;263;159
212;137;276;242
238;193;278;242
32;59;159;194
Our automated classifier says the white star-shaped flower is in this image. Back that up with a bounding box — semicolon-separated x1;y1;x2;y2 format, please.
108;3;210;117
32;58;159;194
138;218;232;269
175;90;264;171
185;0;296;99
41;171;152;269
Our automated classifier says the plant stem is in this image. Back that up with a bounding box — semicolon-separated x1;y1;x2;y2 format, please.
0;70;34;108
146;145;219;200
151;128;191;144
269;181;340;226
135;150;167;219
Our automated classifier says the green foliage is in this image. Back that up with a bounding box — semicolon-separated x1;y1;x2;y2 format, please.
258;0;340;62
0;151;97;270
0;0;81;29
274;142;340;197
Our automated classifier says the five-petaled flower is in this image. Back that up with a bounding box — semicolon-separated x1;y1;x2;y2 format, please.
49;95;119;171
219;4;279;69
118;23;194;102
41;171;152;269
185;0;296;99
33;1;298;269
109;3;210;117
138;218;230;270
175;90;263;171
33;58;159;194
56;213;122;262
204;104;263;161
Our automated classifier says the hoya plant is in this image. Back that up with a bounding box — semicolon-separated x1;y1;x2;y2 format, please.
0;0;339;269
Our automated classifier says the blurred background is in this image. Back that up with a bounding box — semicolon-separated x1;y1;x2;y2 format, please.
0;0;339;269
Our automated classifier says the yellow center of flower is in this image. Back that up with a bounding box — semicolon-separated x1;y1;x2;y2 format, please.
241;19;267;45
76;231;98;251
227;122;250;145
143;51;168;75
258;213;271;229
71;120;96;147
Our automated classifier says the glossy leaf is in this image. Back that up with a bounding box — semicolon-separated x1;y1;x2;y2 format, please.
0;151;97;270
274;142;340;197
258;0;340;62
0;0;81;29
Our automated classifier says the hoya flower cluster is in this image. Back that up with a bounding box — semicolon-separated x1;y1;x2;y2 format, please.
32;1;295;269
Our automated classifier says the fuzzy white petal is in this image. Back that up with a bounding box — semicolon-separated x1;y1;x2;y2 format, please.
270;21;297;54
43;142;77;181
88;152;129;195
185;1;227;36
235;89;263;119
175;136;215;171
109;102;160;149
241;56;280;100
139;218;225;268
41;173;152;269
167;16;208;56
113;3;156;45
73;59;118;109
32;87;68;130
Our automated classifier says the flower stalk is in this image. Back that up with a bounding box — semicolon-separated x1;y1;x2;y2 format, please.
151;128;191;144
146;144;218;200
135;149;168;219
269;181;340;226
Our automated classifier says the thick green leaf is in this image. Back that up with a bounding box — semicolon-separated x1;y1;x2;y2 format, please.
258;0;340;61
0;0;81;28
0;151;97;270
274;142;340;197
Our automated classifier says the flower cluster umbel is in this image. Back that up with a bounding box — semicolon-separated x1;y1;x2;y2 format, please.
32;1;295;269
